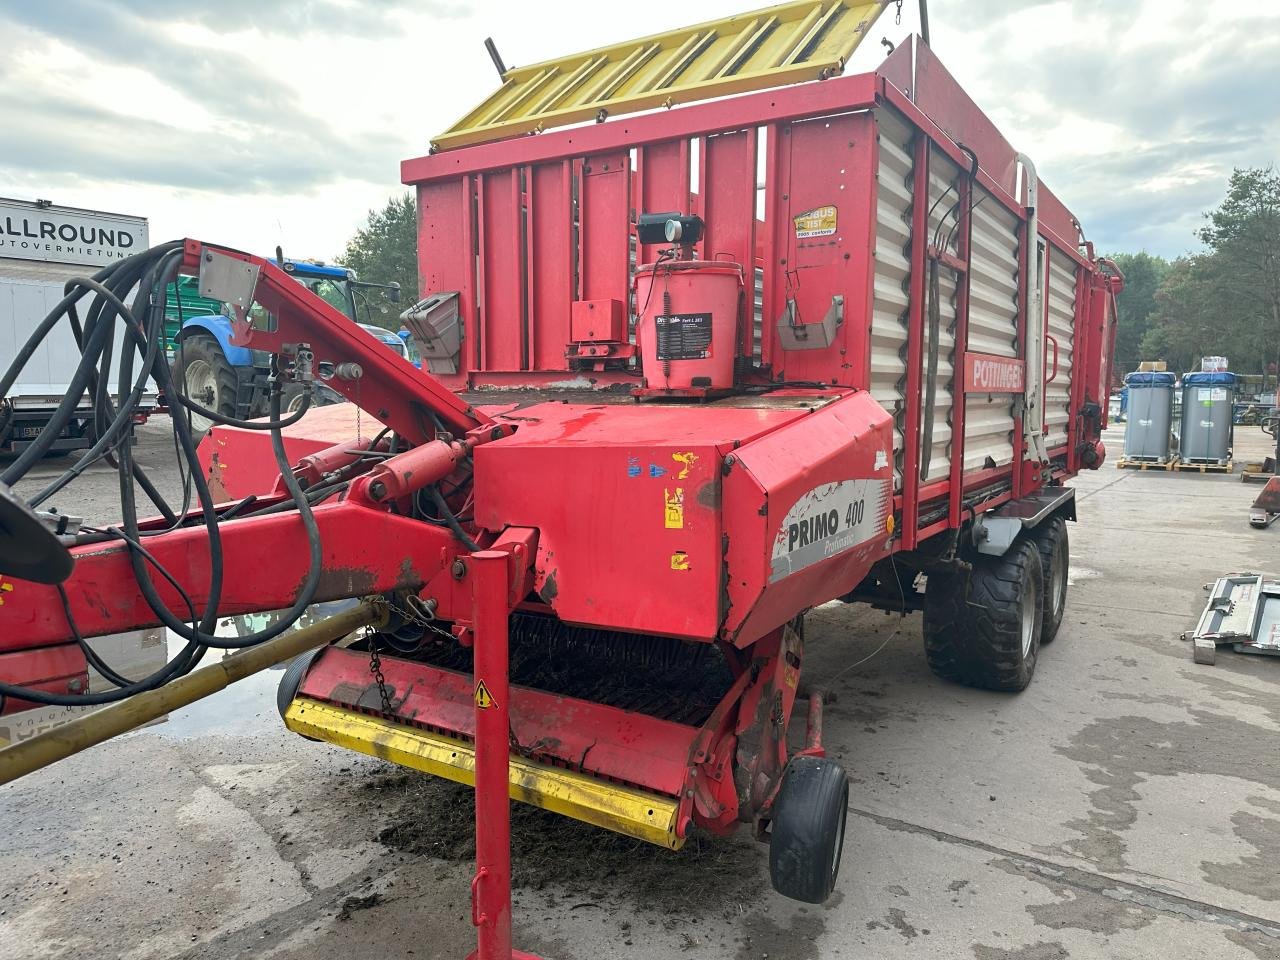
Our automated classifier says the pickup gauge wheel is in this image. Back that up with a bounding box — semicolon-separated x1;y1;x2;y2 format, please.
277;649;322;741
768;756;850;904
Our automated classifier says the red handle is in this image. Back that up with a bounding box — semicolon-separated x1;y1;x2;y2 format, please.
1046;334;1060;383
470;867;488;927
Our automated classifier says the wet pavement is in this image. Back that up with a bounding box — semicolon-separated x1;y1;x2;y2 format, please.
2;421;1280;959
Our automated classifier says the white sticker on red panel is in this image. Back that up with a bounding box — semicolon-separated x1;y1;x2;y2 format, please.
770;478;892;582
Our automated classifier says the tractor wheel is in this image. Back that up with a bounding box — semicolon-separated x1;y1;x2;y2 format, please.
172;334;238;435
923;539;1044;692
768;756;849;904
1031;517;1069;645
281;383;309;416
277;649;322;740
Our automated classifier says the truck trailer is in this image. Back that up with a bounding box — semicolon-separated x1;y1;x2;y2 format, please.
0;197;156;454
0;6;1121;960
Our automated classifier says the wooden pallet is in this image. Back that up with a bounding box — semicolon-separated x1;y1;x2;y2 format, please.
1116;458;1172;471
1172;459;1234;474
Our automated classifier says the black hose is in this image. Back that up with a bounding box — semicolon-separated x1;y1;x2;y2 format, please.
429;485;480;551
0;239;330;706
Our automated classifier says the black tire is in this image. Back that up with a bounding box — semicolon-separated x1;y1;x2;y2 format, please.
1031;516;1068;645
281;382;309;416
769;756;850;904
171;334;239;434
277;649;321;740
923;539;1044;692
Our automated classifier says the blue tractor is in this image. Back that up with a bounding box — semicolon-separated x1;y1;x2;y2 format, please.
171;259;405;431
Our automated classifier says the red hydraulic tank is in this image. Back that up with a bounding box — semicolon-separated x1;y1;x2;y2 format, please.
634;260;743;396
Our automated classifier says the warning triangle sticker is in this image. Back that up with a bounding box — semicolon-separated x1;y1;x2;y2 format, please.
474;679;496;710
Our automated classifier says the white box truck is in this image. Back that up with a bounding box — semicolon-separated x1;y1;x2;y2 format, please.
0;197;156;454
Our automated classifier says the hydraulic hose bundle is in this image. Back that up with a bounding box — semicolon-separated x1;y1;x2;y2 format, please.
0;242;325;708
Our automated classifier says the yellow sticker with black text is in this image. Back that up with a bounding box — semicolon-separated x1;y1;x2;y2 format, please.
664;488;685;529
671;551;690;571
474;680;496;710
793;205;837;239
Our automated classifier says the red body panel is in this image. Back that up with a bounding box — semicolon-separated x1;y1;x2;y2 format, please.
723;391;895;643
198;403;388;501
0;644;88;713
475;400;809;641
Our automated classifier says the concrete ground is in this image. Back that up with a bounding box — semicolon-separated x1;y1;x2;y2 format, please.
3;419;1280;960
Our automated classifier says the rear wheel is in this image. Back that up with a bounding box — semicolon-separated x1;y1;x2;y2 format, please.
1031;517;1069;645
923;539;1044;692
768;756;849;904
172;334;238;435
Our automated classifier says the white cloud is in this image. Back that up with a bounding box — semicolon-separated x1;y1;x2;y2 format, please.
1;0;1276;261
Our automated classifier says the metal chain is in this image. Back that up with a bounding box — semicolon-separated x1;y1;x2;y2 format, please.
895;0;903;24
367;640;394;714
355;376;363;444
367;594;456;642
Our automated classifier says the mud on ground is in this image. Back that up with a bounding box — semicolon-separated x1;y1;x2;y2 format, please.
364;770;765;920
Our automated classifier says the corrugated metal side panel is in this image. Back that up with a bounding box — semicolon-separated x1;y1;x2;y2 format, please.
920;154;960;484
753;265;764;361
871;109;913;489
964;188;1020;472
1044;246;1077;450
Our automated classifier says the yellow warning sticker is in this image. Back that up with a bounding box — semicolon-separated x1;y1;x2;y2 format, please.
0;579;12;606
474;680;497;710
670;551;690;571
793;205;837;239
672;451;698;480
664;487;685;529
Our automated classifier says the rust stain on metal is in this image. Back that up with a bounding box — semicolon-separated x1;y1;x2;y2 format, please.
696;480;722;509
327;681;366;705
539;569;559;602
312;566;379;602
397;556;424;589
206;451;230;502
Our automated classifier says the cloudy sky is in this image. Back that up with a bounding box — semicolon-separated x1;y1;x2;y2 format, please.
1;0;1276;261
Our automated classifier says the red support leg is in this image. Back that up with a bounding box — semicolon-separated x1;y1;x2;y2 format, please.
468;549;540;960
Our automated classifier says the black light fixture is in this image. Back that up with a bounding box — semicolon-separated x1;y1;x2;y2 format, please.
636;211;704;248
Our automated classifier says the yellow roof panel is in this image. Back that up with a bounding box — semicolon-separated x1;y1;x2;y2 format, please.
433;1;892;152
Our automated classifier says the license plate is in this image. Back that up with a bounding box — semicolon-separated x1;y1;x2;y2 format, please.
17;425;41;439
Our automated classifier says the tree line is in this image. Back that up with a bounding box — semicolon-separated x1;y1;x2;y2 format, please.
339;168;1280;392
1109;166;1279;386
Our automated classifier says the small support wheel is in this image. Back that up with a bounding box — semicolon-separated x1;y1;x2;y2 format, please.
277;648;322;740
768;756;850;904
923;539;1044;692
1031;516;1069;645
